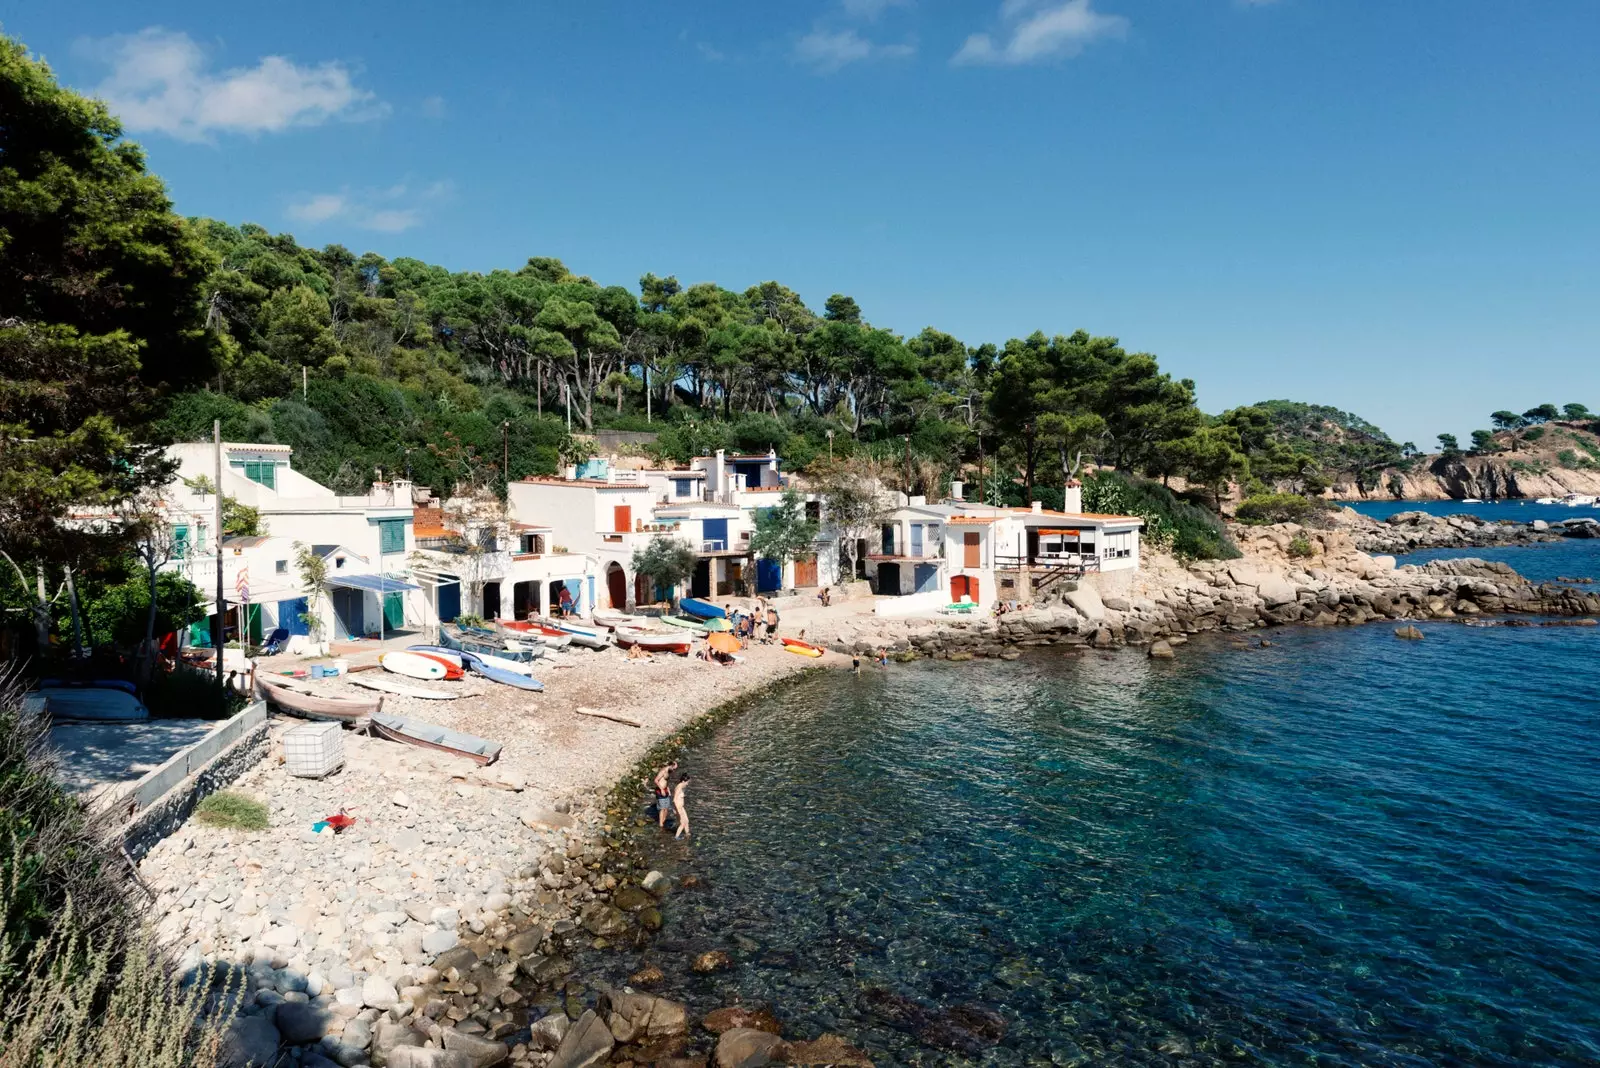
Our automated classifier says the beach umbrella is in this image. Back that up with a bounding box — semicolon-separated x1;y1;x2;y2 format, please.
704;618;732;632
707;632;740;654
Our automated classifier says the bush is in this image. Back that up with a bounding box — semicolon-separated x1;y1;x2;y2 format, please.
1287;535;1314;559
1082;471;1240;561
143;668;245;721
1235;493;1316;525
0;680;234;1065
193;792;268;831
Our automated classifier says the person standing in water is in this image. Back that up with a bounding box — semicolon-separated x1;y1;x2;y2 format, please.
653;761;678;829
673;776;692;839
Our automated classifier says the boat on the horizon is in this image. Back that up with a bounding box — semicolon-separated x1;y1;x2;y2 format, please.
370;711;502;765
1461;497;1484;504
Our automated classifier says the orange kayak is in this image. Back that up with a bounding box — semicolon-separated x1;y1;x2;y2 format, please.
781;638;824;658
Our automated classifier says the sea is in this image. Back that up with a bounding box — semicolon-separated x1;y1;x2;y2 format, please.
588;502;1600;1067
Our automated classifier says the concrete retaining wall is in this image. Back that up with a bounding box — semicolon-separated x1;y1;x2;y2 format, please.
123;701;271;860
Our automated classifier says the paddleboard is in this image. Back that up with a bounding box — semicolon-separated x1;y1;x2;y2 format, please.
382;651;448;681
347;675;461;700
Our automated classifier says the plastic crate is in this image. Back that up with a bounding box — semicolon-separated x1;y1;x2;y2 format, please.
282;721;345;779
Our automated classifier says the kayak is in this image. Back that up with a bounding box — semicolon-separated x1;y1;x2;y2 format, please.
781;638;825;658
414;643;531;676
406;652;464;680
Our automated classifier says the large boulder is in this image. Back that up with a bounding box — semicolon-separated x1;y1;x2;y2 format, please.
386;1051;475;1068
578;903;630;938
1064;586;1105;622
548;1010;615;1068
602;988;690;1043
222;1015;282;1067
714;1029;789;1068
1255;576;1298;608
274;1001;332;1044
441;1027;510;1067
529;1012;571;1051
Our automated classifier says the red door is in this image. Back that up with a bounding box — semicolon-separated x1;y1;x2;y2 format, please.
963;531;981;567
613;505;632;533
951;575;979;604
607;566;628;609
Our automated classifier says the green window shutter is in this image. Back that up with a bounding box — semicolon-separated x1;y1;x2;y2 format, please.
173;525;189;559
378;519;406;554
259;462;276;490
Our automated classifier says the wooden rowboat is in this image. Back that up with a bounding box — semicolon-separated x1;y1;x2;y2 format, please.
614;627;692;656
256;674;381;722
439;627;541;662
370;711;501;765
590;609;632;629
541;618;610;649
658;615;709;634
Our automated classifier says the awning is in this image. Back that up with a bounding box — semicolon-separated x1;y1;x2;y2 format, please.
324;574;422;594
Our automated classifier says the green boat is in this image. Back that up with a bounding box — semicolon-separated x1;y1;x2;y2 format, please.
658;615;709;634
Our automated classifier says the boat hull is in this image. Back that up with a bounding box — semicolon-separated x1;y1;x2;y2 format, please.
679;597;726;620
370;711;501;765
382;651;450;680
615;627;692;655
37;686;149;721
460;651;545;691
256;676;381;721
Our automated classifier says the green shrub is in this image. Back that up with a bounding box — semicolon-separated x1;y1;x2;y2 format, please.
0;683;233;1066
1522;426;1545;442
1235;493;1316;525
193;792;268;832
1082;471;1240;561
143;669;245;721
1557;449;1579;468
1287;535;1315;559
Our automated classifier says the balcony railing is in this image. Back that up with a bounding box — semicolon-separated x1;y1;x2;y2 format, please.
993;553;1100;574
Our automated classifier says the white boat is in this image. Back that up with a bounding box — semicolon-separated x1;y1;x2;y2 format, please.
381;651;448;681
1535;497;1561;505
1562;494;1597;507
1461;497;1483;504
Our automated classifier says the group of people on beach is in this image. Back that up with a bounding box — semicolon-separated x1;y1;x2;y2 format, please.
652;761;691;838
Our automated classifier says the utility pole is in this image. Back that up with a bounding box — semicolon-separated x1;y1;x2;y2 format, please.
564;382;572;433
213;420;225;690
903;435;912;497
302;365;308;402
977;431;984;505
502;421;510;486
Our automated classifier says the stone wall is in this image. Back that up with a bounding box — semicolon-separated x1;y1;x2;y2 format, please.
123;716;272;860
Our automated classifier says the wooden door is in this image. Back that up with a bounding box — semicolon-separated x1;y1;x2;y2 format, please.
951;575;979;604
607;567;627;609
794;555;818;587
963;531;980;567
613;505;632;533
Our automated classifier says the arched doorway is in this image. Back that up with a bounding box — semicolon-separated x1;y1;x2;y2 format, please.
951;574;979;605
606;562;627;609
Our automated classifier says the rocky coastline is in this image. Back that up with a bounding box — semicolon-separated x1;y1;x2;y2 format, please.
148;514;1599;1068
1338;507;1597;554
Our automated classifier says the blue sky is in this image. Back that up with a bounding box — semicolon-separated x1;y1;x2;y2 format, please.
9;1;1599;445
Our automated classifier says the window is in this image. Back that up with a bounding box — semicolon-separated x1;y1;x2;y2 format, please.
673;478;693;498
195;524;207;552
229;459;277;489
334;556;345;570
377;518;406;554
275;560;288;574
173;525;189;560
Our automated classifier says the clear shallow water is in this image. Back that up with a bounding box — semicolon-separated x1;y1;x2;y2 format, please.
605;626;1600;1067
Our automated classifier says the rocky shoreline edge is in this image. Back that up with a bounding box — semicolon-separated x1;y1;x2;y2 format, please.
180;516;1597;1068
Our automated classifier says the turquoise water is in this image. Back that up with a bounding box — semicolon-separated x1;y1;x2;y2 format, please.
606;621;1600;1066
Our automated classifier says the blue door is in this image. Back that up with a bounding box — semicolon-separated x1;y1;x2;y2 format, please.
437;581;461;624
910;523;924;557
757;558;783;593
914;563;939;593
278;598;310;636
703;518;729;550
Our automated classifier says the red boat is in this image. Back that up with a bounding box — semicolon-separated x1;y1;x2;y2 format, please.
500;620;574;649
613;627;692;656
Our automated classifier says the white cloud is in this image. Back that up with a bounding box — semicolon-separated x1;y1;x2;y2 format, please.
795;28;916;72
78;27;382;141
285;181;450;234
952;0;1127;66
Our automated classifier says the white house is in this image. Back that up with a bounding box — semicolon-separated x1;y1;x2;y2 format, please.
408;501;600;626
861;483;1144;608
163;442;422;643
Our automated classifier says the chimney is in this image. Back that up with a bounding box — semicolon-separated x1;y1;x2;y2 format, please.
909;495;926;507
1031;500;1043;514
949;480;965;501
1063;483;1082;514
